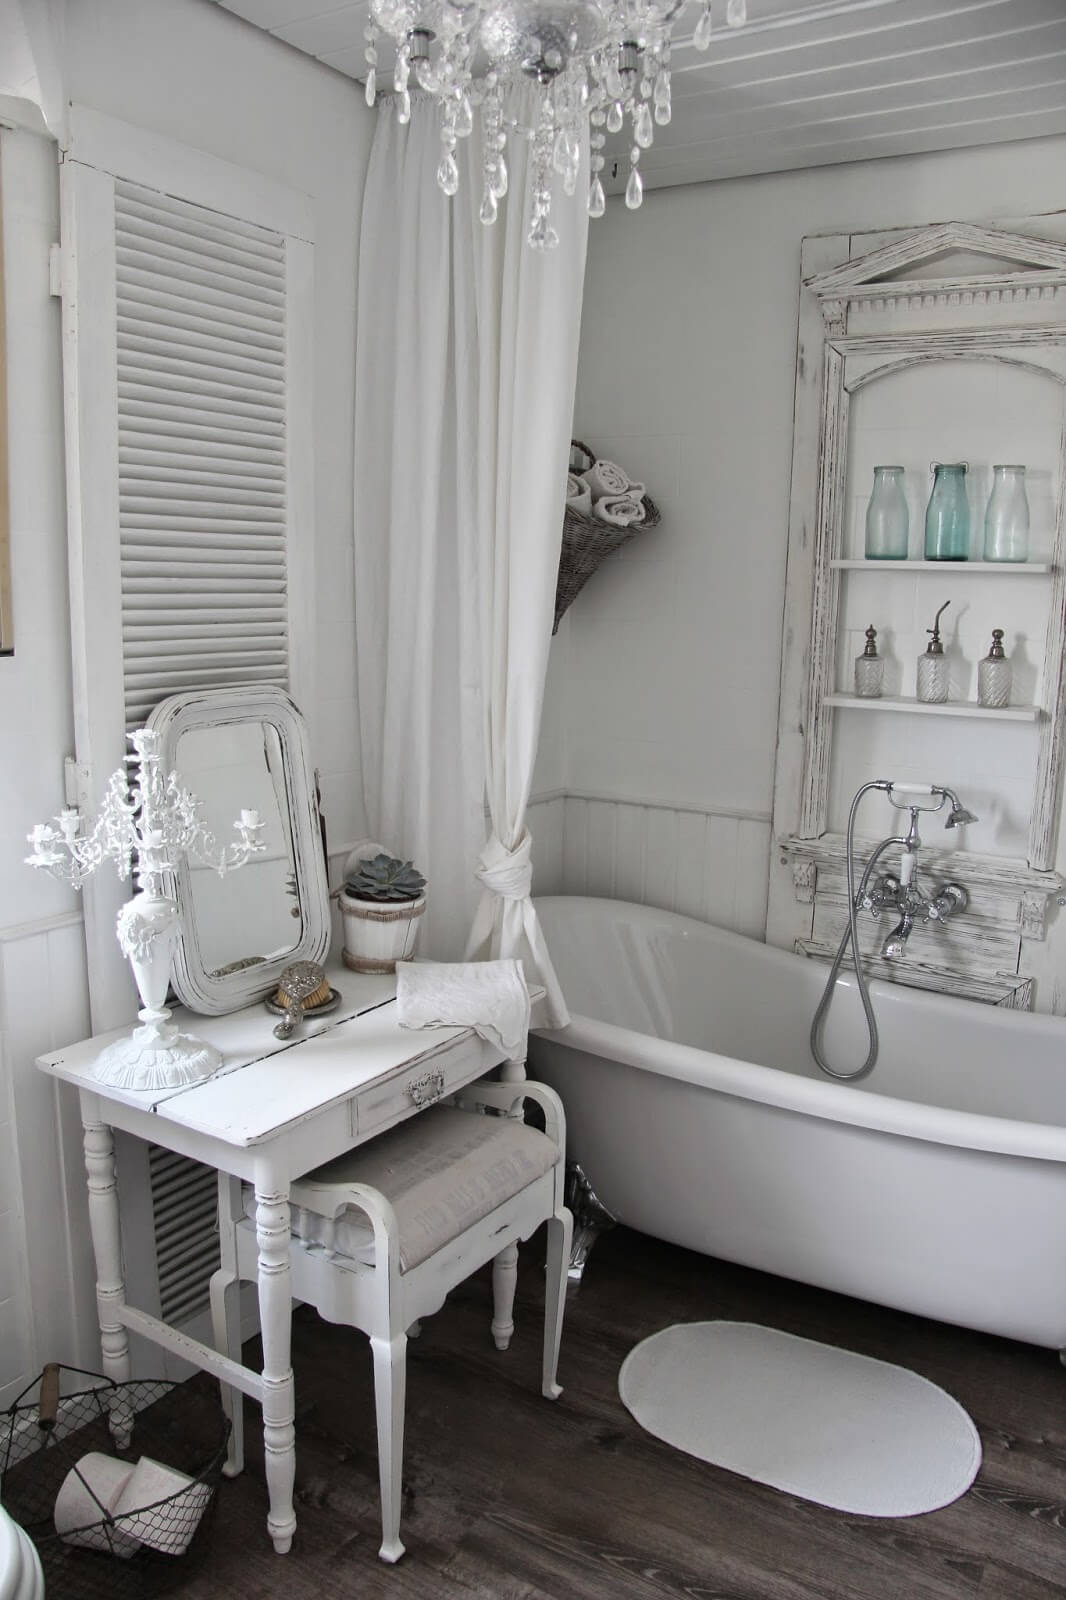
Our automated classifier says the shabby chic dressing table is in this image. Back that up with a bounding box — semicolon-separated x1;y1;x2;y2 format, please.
36;962;521;1554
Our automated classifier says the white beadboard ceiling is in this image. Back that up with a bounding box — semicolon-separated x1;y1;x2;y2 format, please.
212;0;1066;190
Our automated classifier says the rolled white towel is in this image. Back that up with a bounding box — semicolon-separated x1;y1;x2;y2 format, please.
566;472;592;515
395;958;531;1060
581;458;630;499
593;493;646;528
112;1456;213;1556
55;1452;140;1557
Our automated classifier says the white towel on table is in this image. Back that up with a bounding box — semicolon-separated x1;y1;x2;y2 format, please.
581;458;631;499
566;472;592;514
395;959;531;1061
593;493;646;528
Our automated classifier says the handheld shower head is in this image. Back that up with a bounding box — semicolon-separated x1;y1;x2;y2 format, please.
884;781;978;827
941;787;978;828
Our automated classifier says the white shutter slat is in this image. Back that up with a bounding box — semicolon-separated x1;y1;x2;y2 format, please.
118;326;284;381
120;579;284;598
118;422;285;461
118;390;285;431
114;178;287;251
120;419;284;453
116;250;286;315
118;354;285;401
114;178;289;730
118;310;285;366
121;508;286;529
117;273;286;338
122;601;287;620
120;452;285;484
119;478;285;505
117;291;284;355
125;626;287;643
125;654;288;680
115;220;287;293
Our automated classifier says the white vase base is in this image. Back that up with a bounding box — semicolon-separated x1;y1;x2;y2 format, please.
90;1022;222;1090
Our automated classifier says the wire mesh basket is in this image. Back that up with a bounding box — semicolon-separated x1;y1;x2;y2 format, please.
1;1364;229;1599
554;438;661;632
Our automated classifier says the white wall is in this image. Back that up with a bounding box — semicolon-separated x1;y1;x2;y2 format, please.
0;0;372;1393
0;122;95;1406
535;131;1066;946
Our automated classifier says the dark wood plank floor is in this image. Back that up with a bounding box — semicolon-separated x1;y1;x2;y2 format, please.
176;1225;1066;1600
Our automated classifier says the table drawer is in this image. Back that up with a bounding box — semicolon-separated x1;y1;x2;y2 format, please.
354;1036;489;1140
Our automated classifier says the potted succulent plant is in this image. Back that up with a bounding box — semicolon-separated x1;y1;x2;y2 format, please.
338;852;427;973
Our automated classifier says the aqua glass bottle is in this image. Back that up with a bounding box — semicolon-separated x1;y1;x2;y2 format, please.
864;467;909;559
924;463;970;561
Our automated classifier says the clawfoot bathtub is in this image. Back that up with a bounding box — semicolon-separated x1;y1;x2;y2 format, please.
529;895;1066;1349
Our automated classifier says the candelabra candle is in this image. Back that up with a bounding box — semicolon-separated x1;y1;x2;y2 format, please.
26;728;266;1090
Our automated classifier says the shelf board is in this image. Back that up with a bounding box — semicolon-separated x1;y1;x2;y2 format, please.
825;694;1041;721
830;559;1052;573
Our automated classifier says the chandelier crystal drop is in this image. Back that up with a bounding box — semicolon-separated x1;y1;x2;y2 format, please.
366;0;748;247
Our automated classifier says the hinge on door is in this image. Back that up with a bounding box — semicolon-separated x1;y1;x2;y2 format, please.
48;242;63;298
63;756;90;808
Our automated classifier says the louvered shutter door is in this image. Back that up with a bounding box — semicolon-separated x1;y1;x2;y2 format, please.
60;118;315;1353
115;180;289;726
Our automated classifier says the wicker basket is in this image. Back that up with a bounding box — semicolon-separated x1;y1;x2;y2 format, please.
553;439;661;633
1;1365;229;1600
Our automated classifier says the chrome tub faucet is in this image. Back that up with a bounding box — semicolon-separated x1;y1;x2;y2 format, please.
860;783;974;959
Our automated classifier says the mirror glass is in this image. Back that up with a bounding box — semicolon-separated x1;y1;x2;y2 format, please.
177;719;301;974
149;685;330;1014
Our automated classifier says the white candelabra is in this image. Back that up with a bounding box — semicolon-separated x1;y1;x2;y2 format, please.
26;728;266;1090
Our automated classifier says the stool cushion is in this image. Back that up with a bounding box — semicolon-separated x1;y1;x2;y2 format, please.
266;1106;556;1272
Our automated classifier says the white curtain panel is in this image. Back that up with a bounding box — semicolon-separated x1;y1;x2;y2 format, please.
353;91;587;1024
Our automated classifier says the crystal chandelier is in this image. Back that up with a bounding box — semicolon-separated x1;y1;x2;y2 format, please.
365;0;748;248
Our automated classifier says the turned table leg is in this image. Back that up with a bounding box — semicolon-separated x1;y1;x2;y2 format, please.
81;1097;133;1448
254;1172;296;1554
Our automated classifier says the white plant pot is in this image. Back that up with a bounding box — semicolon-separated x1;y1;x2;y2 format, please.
340;893;426;974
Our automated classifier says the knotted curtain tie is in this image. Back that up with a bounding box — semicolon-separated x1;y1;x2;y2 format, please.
475;831;533;901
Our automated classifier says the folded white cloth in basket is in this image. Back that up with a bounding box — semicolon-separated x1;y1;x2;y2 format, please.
395;958;531;1060
566;472;592;514
594;493;646;528
581;458;631;499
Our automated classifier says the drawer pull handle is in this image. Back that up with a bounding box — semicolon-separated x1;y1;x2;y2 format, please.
408;1069;446;1107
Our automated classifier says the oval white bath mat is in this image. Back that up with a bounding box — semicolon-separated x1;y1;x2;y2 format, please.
619;1321;981;1517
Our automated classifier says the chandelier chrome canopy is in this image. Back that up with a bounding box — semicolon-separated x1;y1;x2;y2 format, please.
365;0;748;247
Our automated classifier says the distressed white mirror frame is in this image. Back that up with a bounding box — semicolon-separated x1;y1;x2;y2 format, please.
148;685;330;1015
768;218;1066;1007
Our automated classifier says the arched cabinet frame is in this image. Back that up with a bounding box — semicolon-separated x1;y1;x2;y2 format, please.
769;218;1066;1009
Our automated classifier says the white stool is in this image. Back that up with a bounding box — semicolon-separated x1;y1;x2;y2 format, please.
211;1080;571;1561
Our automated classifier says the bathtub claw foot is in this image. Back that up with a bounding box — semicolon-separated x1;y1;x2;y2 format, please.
564;1163;616;1290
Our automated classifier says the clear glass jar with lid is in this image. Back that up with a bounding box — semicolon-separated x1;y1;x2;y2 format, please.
854;626;885;697
983;465;1030;562
977;629;1012;708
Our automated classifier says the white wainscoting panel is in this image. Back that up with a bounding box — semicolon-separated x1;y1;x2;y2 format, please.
528;794;566;897
0;915;97;1401
538;793;771;939
0;1126;33;1406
